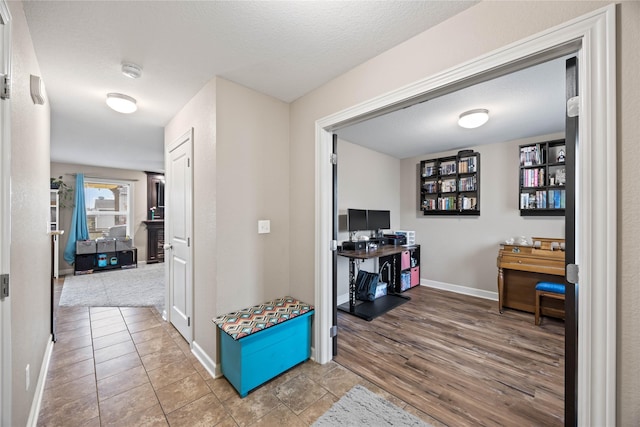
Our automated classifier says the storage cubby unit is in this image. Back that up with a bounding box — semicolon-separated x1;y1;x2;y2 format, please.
519;139;566;216
419;151;480;216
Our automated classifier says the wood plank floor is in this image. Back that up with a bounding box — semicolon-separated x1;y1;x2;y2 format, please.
334;286;564;427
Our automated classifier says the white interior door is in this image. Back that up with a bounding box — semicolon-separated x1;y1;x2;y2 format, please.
166;130;193;342
0;2;11;425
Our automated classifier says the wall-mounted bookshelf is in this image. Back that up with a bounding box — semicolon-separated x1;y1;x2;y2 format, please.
419;151;480;216
519;139;566;216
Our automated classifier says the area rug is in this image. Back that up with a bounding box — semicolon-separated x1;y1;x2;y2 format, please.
313;385;431;427
60;263;164;308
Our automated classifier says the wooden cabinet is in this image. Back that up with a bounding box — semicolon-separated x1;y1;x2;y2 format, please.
420;151;480;215
144;220;164;263
144;172;165;263
519;139;566;216
145;172;165;220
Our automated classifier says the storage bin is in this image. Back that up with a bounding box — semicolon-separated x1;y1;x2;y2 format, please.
76;240;96;254
213;297;314;397
96;238;116;252
115;238;133;251
410;266;420;287
74;254;95;274
401;251;410;270
400;271;411;291
118;249;137;268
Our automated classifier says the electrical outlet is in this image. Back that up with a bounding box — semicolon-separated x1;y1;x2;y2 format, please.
25;364;30;391
258;220;270;234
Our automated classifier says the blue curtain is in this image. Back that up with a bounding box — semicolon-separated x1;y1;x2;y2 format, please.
63;174;89;264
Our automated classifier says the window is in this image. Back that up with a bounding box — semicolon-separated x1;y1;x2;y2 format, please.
84;179;133;240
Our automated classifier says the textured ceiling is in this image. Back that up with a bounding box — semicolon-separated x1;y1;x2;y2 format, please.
21;1;477;172
337;57;567;159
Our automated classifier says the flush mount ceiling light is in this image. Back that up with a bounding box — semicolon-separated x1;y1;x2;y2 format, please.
121;62;142;79
458;109;489;129
106;93;137;114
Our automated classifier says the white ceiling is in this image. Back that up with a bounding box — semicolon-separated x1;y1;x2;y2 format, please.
21;0;478;172
337;57;567;158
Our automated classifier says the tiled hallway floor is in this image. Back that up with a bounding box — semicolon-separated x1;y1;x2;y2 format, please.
37;304;432;426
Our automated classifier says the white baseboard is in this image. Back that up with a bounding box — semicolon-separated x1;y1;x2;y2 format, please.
27;336;54;427
421;279;498;301
340;280;497;304
191;340;221;379
59;268;73;276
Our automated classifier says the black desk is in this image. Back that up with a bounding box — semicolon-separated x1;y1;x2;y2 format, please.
337;244;419;321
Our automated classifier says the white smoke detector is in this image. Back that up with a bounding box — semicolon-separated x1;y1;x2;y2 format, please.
121;62;142;79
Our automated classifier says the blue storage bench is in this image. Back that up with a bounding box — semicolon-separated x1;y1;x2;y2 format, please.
212;296;314;397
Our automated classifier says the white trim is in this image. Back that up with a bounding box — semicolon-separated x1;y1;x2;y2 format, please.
422;280;498;301
314;5;616;425
0;2;12;425
191;340;220;378
26;337;54;427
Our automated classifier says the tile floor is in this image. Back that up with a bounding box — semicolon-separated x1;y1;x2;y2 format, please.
38;304;433;426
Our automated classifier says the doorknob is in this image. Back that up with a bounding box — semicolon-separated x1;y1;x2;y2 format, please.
163;243;173;250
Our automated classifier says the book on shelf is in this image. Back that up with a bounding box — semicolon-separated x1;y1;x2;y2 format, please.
439;161;457;175
520;144;544;166
458;157;477;173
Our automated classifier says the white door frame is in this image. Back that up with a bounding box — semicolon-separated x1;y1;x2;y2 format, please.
164;129;194;342
0;1;11;425
314;5;616;426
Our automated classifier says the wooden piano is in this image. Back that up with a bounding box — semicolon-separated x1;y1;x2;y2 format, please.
497;237;566;318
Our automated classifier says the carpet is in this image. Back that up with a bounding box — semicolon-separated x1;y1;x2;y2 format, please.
313;385;431;427
60;263;164;308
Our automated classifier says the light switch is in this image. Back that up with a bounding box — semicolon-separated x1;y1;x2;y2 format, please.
258;220;270;234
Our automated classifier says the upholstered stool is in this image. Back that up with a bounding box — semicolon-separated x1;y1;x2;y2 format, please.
535;282;565;325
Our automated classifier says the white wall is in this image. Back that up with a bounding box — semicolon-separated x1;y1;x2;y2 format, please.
164;77;290;370
400;134;565;293
8;2;51;425
50;162;148;273
336;139;400;300
289;1;639;423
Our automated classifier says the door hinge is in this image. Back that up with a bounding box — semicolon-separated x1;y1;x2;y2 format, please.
330;153;337;165
330;325;337;338
567;96;580;118
187;317;191;327
187;237;190;247
329;240;338;251
567;264;579;284
187;158;190;167
1;274;9;299
1;74;10;100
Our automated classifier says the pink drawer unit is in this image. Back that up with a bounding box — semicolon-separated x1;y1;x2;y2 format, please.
401;251;411;270
410;266;420;287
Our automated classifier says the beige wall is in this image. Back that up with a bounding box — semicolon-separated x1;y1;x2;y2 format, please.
400;134;565;293
8;1;51;425
289;1;639;423
50;162;148;273
165;77;290;366
337;139;401;299
165;79;218;361
216;78;290;312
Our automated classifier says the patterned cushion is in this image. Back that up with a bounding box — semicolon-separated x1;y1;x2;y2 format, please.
535;282;566;294
212;296;314;340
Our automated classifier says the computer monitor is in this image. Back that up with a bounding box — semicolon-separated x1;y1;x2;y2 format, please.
347;209;368;232
367;209;390;231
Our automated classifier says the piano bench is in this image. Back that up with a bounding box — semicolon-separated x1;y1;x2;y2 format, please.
535;282;566;325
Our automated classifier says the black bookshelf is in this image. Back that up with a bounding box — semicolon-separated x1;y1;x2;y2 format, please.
519;139;566;216
419;151;480;216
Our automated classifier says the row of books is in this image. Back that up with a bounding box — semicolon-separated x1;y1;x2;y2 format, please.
521;168;545;188
520;144;545;166
421;196;478;211
439;161;457;176
422;165;437;177
422;176;477;193
458;157;477;173
458;176;477;191
520;189;565;209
